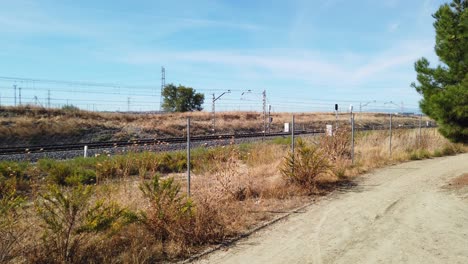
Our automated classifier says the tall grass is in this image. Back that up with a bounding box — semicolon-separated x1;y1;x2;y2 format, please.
1;128;466;263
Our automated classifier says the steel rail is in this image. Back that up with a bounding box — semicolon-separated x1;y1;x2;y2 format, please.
0;131;317;155
0;124;436;156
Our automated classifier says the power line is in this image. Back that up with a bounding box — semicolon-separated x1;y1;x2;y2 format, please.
0;76;156;90
161;66;165;111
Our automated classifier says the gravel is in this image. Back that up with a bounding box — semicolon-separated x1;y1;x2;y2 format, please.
0;135;301;162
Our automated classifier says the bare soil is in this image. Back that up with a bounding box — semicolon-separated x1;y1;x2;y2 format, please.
448;173;468;189
195;153;468;264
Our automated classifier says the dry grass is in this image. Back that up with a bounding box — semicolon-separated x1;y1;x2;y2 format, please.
1;127;466;263
348;128;466;176
0;105;431;147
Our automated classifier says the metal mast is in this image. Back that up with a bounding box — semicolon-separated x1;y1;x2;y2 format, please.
211;90;231;134
13;85;17;106
160;66;165;111
262;90;266;133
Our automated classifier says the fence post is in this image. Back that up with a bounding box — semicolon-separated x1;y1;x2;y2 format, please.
418;114;422;148
389;113;392;157
84;145;88;158
351;113;355;165
187;117;191;197
291;115;295;175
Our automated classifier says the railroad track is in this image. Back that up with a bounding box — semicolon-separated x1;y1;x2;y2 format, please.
0;130;321;155
0;124;436;156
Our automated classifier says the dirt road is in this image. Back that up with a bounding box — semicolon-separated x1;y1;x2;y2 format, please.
195;154;468;264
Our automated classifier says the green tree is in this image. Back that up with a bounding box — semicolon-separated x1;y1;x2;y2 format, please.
162;84;204;112
411;0;468;143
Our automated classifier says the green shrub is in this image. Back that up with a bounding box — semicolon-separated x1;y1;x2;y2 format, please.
409;149;432;160
47;163;73;185
0;161;29;179
61;104;80;112
138;174;225;257
191;147;234;173
271;136;292;145
440;144;460;156
139;174;193;242
34;184;133;263
434;143;464;157
47;162;96;186
158;152;187;173
281;138;331;191
65;168;96;186
0;180;25;263
0;161;31;193
38;158;57;171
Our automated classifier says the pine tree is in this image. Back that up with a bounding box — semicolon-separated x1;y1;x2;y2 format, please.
412;0;468;143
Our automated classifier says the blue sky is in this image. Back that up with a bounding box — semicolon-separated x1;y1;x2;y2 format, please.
0;0;447;112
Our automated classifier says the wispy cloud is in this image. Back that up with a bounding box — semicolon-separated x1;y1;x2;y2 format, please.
0;1;261;38
118;38;433;87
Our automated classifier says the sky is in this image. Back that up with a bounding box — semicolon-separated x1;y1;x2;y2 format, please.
0;0;448;112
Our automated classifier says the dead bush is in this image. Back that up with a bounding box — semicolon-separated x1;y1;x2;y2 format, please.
212;148;251;201
320;127;351;161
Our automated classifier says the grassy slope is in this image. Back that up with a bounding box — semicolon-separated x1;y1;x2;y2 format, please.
0;105;432;147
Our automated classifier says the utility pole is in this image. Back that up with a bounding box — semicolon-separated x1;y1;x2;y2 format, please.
389;113;393;157
268;104;272;133
47;89;51;109
211;90;231;134
187;117;191;197
291;115;295;175
13;85;17;106
160;66;165;111
18;87;22;105
262;90;266;133
127;97;130;112
350;105;355;165
418;114;422;147
212;93;215;133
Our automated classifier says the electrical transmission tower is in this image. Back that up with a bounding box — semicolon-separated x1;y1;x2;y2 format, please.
13;85;16;106
262;90;266;133
160;66;165;111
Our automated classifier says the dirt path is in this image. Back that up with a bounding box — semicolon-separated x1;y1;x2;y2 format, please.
195;154;468;264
